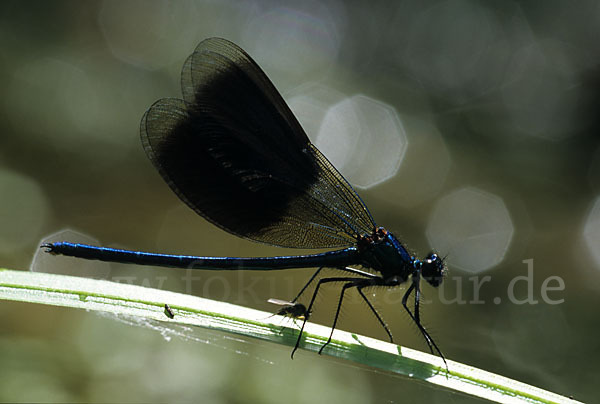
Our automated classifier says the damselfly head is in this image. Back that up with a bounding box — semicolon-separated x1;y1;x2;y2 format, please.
421;252;446;287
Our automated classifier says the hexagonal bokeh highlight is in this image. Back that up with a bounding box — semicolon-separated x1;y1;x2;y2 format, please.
501;40;583;142
8;58;99;143
491;304;571;379
0;169;49;254
98;1;222;70
316;95;407;189
32;230;112;279
242;4;343;80
426;187;514;273
286;82;347;143
392;0;509;101
583;196;600;268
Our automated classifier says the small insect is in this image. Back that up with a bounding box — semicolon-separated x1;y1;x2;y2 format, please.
164;303;175;319
268;298;311;321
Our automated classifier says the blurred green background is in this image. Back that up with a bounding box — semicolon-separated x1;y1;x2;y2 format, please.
1;0;599;402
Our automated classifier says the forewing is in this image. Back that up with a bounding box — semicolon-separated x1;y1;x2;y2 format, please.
140;37;375;248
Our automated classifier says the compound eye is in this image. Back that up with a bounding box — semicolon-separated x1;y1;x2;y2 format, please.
421;252;445;287
426;252;438;262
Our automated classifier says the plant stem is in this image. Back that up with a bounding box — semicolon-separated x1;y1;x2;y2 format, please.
0;269;580;404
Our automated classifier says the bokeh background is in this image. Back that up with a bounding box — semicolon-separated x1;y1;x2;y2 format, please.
1;0;599;402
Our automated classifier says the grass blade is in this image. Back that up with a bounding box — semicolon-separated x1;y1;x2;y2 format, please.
0;268;580;404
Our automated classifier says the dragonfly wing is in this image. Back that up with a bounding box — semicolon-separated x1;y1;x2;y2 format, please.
140;37;375;248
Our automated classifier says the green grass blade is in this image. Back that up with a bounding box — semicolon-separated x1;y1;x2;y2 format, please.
0;269;580;404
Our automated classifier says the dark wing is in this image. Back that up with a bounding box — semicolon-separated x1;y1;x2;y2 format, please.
140;37;375;249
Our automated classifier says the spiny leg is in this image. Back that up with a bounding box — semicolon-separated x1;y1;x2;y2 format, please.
413;273;422;324
291;266;376;303
402;282;432;353
319;278;394;354
402;280;448;371
357;285;393;343
291;276;361;359
318;281;357;354
291;267;324;303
